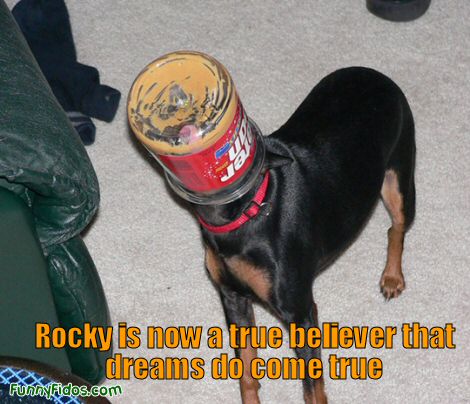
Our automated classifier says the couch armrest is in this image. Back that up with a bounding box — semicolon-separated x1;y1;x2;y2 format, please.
0;0;98;247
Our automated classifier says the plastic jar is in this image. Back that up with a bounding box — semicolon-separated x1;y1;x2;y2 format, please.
127;51;265;204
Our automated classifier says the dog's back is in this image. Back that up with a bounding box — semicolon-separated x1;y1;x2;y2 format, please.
265;67;415;268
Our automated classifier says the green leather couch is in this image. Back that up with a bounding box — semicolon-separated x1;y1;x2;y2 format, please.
0;0;111;384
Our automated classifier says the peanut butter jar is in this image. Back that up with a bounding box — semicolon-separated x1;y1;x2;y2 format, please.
128;51;265;204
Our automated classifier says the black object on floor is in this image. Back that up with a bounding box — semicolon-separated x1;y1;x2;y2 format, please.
12;0;121;145
67;111;96;145
367;0;431;22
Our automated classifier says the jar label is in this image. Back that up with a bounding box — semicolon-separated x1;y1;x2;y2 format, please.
159;102;257;192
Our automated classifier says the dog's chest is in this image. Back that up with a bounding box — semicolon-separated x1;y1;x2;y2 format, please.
205;248;272;302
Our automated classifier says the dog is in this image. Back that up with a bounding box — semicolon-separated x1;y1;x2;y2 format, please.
188;67;416;404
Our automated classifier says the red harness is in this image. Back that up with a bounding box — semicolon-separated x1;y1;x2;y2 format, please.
197;171;270;233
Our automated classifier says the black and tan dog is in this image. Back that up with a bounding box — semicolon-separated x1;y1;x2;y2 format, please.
194;67;416;403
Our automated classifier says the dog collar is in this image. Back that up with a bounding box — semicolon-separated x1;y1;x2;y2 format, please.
197;171;270;233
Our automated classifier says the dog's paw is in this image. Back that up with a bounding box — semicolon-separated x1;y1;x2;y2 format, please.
380;271;405;300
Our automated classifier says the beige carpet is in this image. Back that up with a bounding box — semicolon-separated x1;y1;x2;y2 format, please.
7;0;470;403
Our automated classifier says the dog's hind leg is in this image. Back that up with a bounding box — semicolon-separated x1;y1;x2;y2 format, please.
380;101;416;300
380;170;407;299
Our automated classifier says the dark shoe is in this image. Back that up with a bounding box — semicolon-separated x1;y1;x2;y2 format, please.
367;0;431;22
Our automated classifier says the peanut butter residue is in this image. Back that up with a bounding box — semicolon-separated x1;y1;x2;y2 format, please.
128;51;238;156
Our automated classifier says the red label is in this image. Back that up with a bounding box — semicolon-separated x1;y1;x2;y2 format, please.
159;103;257;192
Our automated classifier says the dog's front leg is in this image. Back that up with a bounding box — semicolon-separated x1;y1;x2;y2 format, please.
277;296;328;404
220;288;260;404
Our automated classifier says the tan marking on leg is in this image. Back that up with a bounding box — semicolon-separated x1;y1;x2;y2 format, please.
314;377;327;404
205;246;223;284
380;170;406;299
239;339;260;404
303;375;327;403
225;256;271;302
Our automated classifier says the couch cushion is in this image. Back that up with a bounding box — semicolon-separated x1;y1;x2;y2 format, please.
0;187;71;372
0;0;99;248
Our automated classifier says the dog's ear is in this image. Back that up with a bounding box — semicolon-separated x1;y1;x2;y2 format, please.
263;151;293;170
